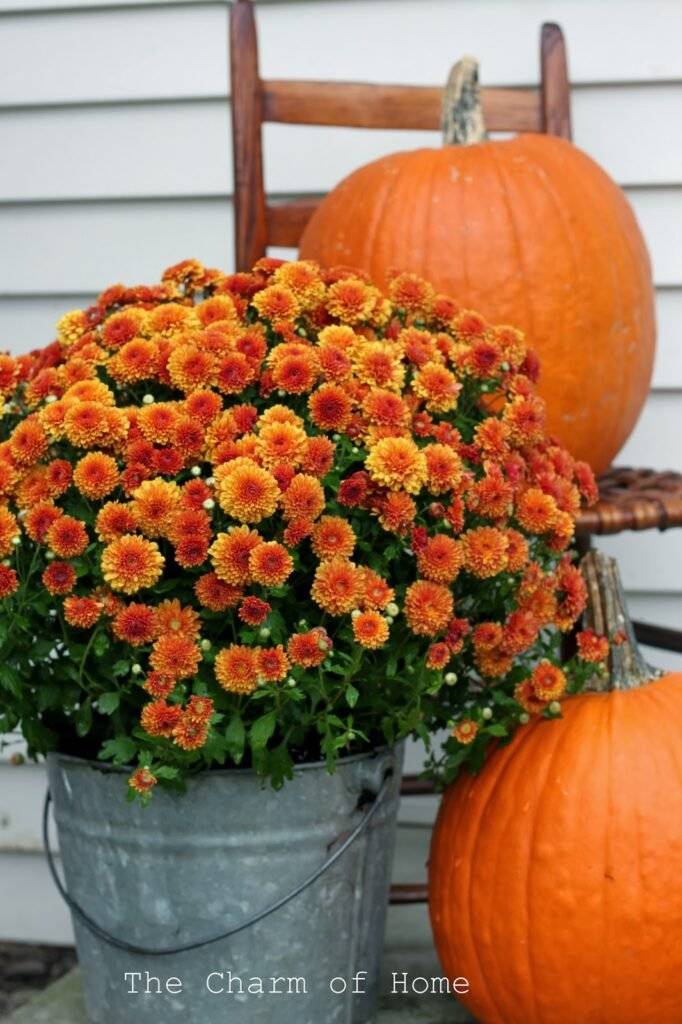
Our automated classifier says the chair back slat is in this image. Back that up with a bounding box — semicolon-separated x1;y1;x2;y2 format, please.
267;200;320;248
262;80;542;133
230;0;572;270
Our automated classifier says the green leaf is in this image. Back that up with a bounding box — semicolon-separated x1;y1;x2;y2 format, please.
487;723;508;737
154;765;179;780
93;632;110;658
98;692;120;715
345;684;359;708
249;710;277;752
225;715;246;764
111;660;130;678
98;735;137;765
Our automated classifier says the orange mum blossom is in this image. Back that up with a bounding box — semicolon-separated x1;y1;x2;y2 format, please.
0;258;596;798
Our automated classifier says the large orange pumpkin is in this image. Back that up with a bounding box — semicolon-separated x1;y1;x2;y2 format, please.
300;62;656;474
428;551;682;1024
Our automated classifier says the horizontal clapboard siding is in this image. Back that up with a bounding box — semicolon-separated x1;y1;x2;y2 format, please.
1;0;681;944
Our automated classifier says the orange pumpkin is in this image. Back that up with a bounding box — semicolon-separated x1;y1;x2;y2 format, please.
300;61;655;475
428;550;682;1024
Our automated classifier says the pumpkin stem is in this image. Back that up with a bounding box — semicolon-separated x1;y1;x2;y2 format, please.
442;57;487;146
580;550;662;692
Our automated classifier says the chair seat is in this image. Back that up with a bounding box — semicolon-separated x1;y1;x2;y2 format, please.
578;466;682;535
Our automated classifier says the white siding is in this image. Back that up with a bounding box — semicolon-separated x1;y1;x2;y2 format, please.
1;0;681;944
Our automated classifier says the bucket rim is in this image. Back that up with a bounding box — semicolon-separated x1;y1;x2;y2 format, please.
47;742;401;779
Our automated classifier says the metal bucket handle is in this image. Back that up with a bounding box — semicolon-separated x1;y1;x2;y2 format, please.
42;766;393;958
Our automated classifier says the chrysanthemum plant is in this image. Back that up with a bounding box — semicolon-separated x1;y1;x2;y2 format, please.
0;258;602;799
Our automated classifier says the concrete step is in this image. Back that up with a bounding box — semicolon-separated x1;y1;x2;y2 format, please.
2;948;475;1023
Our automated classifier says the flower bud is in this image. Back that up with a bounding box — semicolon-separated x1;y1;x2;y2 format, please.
482;707;493;721
549;700;561;715
142;393;155;405
45;394;57;404
444;672;457;686
191;465;202;477
200;639;212;652
259;627;271;640
519;712;530;725
386;602;399;618
131;664;142;675
202;498;215;511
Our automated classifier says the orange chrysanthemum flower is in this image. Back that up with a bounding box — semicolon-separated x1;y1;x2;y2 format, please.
272;353;319;395
215;644;258;694
95;501;137;542
46;515;89;558
216;458;279;524
108;338;159;383
216;352;257;394
45;459;73;496
301;435;335;477
143;671;175;698
413;361;461;412
312;557;364;615
172;714;209;751
352;610;389;649
426;641;451;670
452;719;478;745
422;443;463;496
150;632;201;680
505;529;530;573
531;660;567;701
354;342;404;391
388;272;434;313
252;284;299;322
360;568;394;610
404;580;454;637
308;383;353;431
141;699;183;738
416;534;464;584
287;628;331;668
502;609;539;656
101;308;146;348
256;420;307;468
154;598;200;640
362;388;410;428
128;766;157;795
256;645;290;682
238;596;271;625
63;595;101;628
514;679;548;715
210;526;261;585
10;418;48;466
113;603;157;646
42;561;76;596
73;451;119;500
167;344;216;392
0;565;18;599
249;541;293;587
138;402;180;445
366;437;426;494
377;491;417;535
131;478;180;538
461;527;509;579
516;487;559;534
63;402;113;448
101;534;164;594
311;516;356;560
0;506;19;557
576;629;610;664
194;571;242;611
280;474;325;521
326;278;376;323
185;388;222;425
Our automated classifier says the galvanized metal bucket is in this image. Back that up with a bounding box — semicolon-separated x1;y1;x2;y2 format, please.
46;745;403;1024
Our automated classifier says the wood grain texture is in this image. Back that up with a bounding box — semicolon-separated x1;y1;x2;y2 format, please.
262;80;541;132
540;22;572;138
230;0;267;271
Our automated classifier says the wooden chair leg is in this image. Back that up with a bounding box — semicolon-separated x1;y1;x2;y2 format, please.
230;0;268;270
540;23;572;140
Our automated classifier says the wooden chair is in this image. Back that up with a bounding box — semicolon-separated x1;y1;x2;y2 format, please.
229;0;682;909
230;0;571;272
